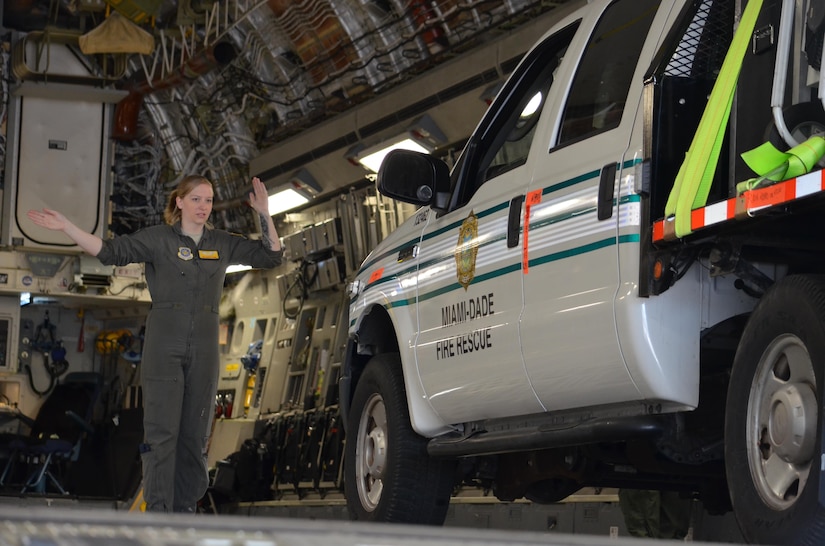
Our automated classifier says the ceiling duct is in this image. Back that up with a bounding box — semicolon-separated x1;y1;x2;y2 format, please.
12;29;127;84
103;0;164;25
112;40;237;140
266;0;356;87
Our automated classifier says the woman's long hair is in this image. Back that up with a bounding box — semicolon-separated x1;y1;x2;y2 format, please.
163;175;213;225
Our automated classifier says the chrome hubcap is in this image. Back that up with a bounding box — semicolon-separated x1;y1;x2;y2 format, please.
355;393;387;511
748;334;818;510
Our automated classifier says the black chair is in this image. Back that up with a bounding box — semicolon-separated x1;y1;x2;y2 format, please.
0;372;103;494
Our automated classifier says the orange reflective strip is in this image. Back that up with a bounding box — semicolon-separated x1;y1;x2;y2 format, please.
690;208;703;231
523;190;543;274
653;169;825;242
652;220;665;242
369;267;384;283
745;180;793;211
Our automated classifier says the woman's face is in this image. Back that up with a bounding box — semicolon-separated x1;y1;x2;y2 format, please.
176;182;214;227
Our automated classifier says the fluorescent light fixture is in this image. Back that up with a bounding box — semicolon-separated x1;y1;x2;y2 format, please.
268;188;311;215
358;137;429;173
226;264;252;274
347;114;448;173
264;168;322;216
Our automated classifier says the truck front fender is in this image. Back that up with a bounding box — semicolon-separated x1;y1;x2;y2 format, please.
342;303;453;437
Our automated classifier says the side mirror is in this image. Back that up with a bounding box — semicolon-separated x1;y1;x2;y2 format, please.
377;149;451;211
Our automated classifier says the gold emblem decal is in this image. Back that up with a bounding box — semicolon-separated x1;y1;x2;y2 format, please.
455;211;478;290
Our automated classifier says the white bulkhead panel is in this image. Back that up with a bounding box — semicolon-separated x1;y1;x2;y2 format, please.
2;43;112;249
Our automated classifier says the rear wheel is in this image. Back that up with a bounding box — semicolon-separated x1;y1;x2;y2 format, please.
344;353;456;524
725;275;825;544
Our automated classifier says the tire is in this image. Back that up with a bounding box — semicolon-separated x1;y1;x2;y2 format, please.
766;102;825;151
344;353;456;524
725;275;825;544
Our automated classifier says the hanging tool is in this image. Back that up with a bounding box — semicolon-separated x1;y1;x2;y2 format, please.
77;308;86;353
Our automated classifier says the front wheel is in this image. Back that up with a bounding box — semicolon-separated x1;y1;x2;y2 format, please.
725;275;825;544
344;353;456;524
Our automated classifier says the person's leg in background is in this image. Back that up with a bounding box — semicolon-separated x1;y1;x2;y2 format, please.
140;354;185;512
658;490;693;539
619;489;661;537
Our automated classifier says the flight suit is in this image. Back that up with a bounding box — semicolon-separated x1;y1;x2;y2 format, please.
96;223;282;512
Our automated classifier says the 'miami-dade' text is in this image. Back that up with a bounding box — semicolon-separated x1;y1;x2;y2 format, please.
436;293;494;359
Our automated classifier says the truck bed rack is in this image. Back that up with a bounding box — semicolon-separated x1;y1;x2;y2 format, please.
653;168;825;243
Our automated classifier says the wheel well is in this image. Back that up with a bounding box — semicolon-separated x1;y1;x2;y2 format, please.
693;313;748;420
355;304;400;358
342;305;401;422
700;312;748;374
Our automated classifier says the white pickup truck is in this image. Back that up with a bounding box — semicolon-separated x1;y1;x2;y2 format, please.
340;0;825;542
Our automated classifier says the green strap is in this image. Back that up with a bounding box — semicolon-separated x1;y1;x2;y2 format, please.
664;0;764;237
736;136;825;193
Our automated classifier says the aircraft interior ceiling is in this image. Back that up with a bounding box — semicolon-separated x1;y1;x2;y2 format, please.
1;0;577;237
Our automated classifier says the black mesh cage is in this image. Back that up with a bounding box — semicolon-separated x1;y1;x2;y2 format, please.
663;0;734;80
646;0;735;221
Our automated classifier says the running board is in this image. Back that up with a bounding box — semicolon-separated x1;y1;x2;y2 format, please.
427;415;664;458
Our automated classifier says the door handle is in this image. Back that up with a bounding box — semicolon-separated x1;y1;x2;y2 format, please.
598;162;618;220
397;244;418;263
507;195;525;248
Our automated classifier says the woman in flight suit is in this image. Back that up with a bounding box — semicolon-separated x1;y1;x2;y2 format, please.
27;175;283;512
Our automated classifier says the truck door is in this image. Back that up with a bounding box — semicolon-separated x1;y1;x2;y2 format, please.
520;0;664;410
413;23;579;424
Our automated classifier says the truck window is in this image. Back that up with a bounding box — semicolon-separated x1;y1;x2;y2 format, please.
557;0;661;147
484;90;545;180
480;35;572;184
449;23;578;209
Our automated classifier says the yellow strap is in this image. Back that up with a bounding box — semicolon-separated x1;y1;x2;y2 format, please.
736;135;825;193
665;0;764;237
